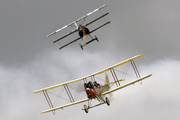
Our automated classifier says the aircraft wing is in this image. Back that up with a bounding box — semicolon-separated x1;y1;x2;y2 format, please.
41;74;152;114
102;74;152;95
33;54;143;94
46;4;108;37
41;98;89;114
58;21;110;49
53;12;110;44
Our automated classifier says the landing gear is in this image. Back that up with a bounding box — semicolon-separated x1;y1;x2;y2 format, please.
105;97;110;106
84;105;88;113
82;97;109;113
94;35;99;42
79;44;83;50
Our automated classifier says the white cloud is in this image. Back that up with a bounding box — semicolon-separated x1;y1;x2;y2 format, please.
1;49;180;120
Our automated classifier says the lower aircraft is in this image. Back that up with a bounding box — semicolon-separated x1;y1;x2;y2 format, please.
33;54;152;114
82;73;124;113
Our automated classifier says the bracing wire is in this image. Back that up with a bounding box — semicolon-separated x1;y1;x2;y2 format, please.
54;33;62;47
48;90;69;104
54;87;64;107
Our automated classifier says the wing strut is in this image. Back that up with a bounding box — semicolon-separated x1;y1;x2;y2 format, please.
130;60;142;84
131;60;141;78
43;91;55;115
64;85;75;103
110;69;121;87
91;76;96;82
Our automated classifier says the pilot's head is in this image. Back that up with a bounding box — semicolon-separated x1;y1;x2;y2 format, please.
78;24;84;30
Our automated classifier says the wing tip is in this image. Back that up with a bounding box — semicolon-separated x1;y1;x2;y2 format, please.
40;111;46;114
32;90;42;94
46;31;56;37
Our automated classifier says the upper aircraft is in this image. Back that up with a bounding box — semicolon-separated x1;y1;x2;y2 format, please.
46;4;110;50
33;54;152;114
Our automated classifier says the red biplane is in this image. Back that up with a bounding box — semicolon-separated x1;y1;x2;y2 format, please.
33;54;152;114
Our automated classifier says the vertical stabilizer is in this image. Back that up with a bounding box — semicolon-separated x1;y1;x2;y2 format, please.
104;73;110;86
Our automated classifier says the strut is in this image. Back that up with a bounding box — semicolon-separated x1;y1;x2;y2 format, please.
43;91;55;115
110;68;121;87
130;60;141;78
64;85;75;103
91;76;96;82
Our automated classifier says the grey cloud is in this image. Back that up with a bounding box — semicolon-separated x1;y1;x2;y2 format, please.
1;49;180;120
1;0;180;120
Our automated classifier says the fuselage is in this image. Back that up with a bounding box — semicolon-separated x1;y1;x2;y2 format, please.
84;73;110;99
85;88;97;98
78;24;90;37
84;82;109;99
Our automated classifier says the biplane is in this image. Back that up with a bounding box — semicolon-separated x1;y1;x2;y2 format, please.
46;4;110;50
33;54;152;114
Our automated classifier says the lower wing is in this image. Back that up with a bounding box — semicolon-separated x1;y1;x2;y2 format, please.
102;74;152;95
59;21;110;50
41;98;89;114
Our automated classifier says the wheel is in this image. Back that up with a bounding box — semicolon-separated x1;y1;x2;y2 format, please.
84;105;88;113
79;44;83;50
105;97;110;106
95;35;99;42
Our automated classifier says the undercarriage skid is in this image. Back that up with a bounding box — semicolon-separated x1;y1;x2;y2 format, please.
82;97;110;113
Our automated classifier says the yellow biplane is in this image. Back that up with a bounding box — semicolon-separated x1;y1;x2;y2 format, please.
33;54;152;114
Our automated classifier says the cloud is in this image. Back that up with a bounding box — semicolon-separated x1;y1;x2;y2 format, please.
1;1;180;120
1;49;180;120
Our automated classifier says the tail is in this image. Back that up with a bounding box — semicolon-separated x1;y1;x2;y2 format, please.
82;35;91;45
104;73;110;87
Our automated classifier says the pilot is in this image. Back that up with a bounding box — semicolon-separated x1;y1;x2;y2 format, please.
84;81;94;89
78;24;90;38
93;81;100;87
84;83;87;88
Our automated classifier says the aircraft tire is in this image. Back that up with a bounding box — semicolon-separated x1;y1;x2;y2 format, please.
84;105;88;113
106;97;110;106
95;35;99;42
79;44;83;50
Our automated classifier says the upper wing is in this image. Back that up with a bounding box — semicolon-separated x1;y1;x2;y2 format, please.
102;74;152;95
46;4;107;38
41;98;89;114
53;12;110;44
33;54;143;94
41;74;152;114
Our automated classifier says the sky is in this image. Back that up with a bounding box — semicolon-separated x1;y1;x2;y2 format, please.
0;0;180;120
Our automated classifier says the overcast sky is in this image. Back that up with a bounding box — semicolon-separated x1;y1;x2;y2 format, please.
0;0;180;120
